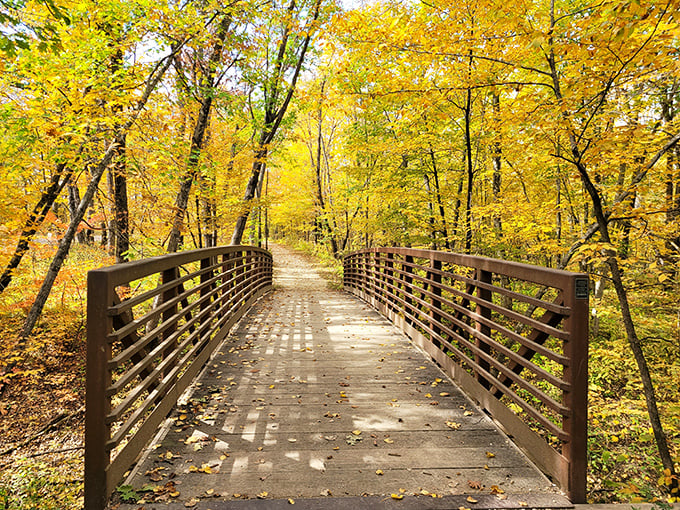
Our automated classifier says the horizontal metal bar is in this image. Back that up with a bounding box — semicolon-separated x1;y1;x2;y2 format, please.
361;265;570;366
90;245;270;288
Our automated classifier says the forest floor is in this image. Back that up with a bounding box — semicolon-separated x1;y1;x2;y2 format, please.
0;311;86;509
0;243;678;509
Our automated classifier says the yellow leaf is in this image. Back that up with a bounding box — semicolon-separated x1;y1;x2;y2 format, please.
425;393;433;398
376;469;384;475
467;496;478;503
288;498;295;504
258;491;268;499
352;430;362;435
439;392;450;397
446;421;461;430
384;438;394;444
486;451;495;458
391;493;404;500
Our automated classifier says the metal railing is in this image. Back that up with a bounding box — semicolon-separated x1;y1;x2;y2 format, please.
85;246;273;510
344;248;588;503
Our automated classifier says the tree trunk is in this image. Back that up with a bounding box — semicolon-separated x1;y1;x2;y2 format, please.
464;84;474;253
491;91;503;239
0;162;73;293
68;183;88;244
167;16;231;253
113;133;130;262
429;147;450;249
423;172;437;249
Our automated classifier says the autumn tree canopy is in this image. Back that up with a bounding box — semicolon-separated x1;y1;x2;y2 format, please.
1;0;679;501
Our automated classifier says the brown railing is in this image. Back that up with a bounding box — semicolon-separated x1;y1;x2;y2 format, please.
85;246;273;510
344;248;589;503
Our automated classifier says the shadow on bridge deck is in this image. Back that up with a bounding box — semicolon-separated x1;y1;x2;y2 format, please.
114;245;570;509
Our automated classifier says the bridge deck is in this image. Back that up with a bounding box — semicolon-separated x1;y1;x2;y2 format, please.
117;245;570;509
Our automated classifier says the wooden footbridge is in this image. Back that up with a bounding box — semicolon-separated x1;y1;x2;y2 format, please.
85;244;589;509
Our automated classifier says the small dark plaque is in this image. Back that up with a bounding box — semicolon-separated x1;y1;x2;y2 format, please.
575;278;589;299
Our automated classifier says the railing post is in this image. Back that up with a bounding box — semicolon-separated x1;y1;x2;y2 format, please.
161;267;179;374
475;268;492;389
200;257;213;311
429;257;443;348
403;255;414;326
562;274;589;503
384;252;395;309
222;251;235;315
358;252;367;294
85;271;114;510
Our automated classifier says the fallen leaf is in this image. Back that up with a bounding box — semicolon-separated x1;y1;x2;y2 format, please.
288;498;295;504
446;420;461;430
468;480;482;489
184;498;199;507
375;469;384;475
439;392;450;397
352;430;362;435
467;496;478;503
391;494;404;500
490;485;504;495
257;491;268;499
384;438;394;444
464;410;474;416
485;451;496;458
425;393;433;398
519;502;528;507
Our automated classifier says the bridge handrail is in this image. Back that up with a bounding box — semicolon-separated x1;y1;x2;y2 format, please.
85;245;273;510
343;247;588;503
